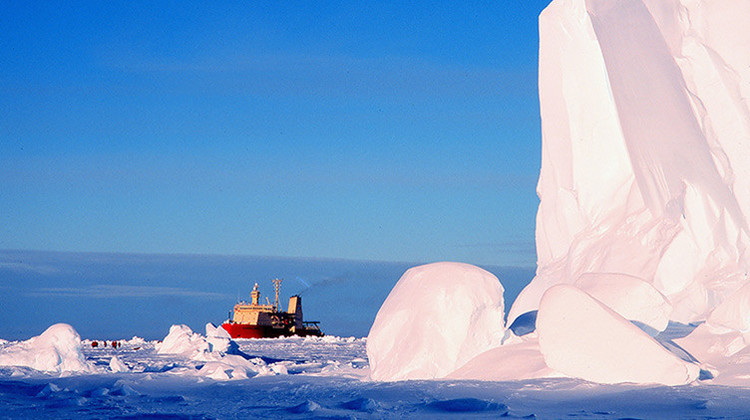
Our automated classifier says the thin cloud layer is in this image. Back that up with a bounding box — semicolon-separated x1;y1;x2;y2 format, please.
27;284;228;299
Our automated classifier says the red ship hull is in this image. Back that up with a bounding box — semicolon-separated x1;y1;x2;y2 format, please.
221;323;286;339
221;322;324;339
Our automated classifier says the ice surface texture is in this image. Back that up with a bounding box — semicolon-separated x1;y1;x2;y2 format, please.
366;262;505;381
510;0;750;328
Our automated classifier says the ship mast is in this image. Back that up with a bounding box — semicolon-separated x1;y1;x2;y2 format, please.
272;278;283;312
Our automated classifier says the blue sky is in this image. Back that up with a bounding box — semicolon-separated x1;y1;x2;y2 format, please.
1;1;550;266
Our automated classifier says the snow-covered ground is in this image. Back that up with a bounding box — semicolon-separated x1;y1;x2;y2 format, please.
3;330;750;419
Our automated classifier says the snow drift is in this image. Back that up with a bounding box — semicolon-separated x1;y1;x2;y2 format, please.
0;323;94;374
509;0;750;329
366;262;505;381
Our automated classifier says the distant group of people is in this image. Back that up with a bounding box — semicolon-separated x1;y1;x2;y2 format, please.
90;340;119;348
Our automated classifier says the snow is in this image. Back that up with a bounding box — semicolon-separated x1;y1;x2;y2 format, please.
0;324;94;374
366;262;505;381
446;334;557;381
3;329;750;418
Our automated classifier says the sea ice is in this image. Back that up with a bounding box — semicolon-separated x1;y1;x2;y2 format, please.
0;323;94;374
366;262;505;381
537;285;699;385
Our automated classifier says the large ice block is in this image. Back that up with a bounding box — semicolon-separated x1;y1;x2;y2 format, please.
510;0;750;327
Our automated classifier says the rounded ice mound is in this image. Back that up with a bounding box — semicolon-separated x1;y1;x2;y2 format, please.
0;323;94;374
537;285;699;385
366;262;505;381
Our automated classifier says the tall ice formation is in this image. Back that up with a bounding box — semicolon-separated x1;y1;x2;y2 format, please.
509;0;750;326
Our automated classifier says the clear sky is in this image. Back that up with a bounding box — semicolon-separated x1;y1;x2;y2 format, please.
1;1;550;267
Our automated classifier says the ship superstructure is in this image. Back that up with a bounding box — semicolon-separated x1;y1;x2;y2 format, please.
221;279;323;339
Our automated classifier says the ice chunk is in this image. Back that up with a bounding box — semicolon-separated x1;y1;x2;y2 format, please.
367;262;505;381
707;282;750;332
675;323;750;385
110;380;140;396
205;322;237;354
156;324;210;356
575;273;672;332
0;323;94;374
537;285;699;385
155;324;257;380
109;355;129;373
124;336;146;346
510;0;750;326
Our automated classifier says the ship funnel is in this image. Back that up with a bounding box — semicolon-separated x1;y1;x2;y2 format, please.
288;295;303;329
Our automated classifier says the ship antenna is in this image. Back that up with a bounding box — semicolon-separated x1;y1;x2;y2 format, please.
272;278;283;312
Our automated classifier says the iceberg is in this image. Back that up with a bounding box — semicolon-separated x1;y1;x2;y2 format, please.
366;262;505;381
367;0;750;386
510;0;750;329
